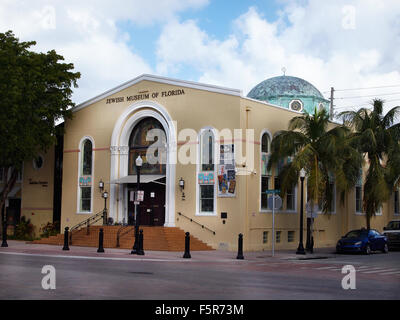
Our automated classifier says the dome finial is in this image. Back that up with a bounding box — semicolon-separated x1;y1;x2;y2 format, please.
281;67;286;76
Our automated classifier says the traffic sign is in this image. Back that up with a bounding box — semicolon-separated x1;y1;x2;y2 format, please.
136;191;144;202
268;195;282;210
265;189;280;194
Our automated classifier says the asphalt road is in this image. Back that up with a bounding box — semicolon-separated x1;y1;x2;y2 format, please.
0;250;399;300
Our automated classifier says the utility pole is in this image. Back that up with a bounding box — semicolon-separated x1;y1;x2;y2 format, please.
330;87;334;120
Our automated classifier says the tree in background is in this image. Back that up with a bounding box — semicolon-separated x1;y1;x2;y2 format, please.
267;107;363;249
340;99;400;230
268;107;362;213
0;31;80;219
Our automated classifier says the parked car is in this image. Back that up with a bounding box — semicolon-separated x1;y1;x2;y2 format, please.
383;220;400;250
336;228;388;254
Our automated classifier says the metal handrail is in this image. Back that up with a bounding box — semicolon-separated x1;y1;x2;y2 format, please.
177;212;216;235
116;225;134;247
69;209;106;244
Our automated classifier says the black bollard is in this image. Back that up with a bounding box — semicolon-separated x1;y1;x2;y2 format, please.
97;228;105;253
183;232;191;259
137;229;145;255
1;221;8;248
131;226;139;255
236;233;244;260
62;227;70;251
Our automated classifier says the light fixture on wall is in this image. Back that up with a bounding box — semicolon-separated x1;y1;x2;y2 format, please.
99;179;104;192
179;177;185;201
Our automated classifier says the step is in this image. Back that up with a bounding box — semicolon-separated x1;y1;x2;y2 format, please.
33;225;214;251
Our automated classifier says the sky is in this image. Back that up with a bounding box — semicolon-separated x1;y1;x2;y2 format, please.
1;0;400;116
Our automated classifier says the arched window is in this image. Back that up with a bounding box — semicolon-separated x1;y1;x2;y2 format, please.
260;131;271;210
197;128;216;215
128;117;166;175
78;138;93;213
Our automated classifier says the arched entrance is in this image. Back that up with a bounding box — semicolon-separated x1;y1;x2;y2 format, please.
127;117;166;226
109;101;177;227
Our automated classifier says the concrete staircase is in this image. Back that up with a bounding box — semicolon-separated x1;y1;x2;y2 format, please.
32;225;214;251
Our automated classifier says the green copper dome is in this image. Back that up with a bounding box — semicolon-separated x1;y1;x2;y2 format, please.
247;75;330;113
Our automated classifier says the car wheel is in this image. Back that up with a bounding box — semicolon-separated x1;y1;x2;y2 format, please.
364;244;371;255
382;243;388;254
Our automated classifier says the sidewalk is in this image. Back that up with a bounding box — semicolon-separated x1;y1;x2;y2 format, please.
0;240;338;262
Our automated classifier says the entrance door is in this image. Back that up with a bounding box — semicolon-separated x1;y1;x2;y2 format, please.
128;178;165;226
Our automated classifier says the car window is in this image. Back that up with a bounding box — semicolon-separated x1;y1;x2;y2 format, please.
387;221;400;230
345;230;368;238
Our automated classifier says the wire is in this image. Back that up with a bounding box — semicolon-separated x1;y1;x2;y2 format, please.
334;98;400;110
336;92;400;100
322;84;400;94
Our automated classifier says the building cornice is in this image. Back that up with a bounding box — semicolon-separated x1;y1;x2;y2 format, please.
73;74;243;112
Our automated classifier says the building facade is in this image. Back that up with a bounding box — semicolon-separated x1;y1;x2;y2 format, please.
4;74;399;251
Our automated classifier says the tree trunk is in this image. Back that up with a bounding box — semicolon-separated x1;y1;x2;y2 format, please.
0;167;18;224
366;212;371;231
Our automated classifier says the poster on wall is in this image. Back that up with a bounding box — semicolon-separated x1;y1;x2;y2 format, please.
218;144;236;197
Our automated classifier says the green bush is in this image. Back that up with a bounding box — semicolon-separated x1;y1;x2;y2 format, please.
14;216;34;241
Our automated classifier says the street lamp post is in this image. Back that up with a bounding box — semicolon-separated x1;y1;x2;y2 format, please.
102;190;108;225
296;168;306;255
131;155;142;255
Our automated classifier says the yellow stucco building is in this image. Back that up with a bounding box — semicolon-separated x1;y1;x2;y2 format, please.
4;74;399;251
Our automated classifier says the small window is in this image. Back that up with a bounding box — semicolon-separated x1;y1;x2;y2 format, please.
288;231;295;242
200;130;214;172
199;185;214;213
263;231;268;244
80;187;91;212
261;132;271;210
33;155;44;170
289;100;303;112
78;138;93;213
286;187;295;210
276;231;281;243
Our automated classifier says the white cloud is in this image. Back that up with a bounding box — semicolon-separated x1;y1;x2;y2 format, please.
156;0;400;115
0;0;209;103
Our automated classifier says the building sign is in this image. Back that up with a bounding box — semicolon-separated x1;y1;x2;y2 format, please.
198;172;215;185
218;144;236;197
106;88;185;104
79;176;92;186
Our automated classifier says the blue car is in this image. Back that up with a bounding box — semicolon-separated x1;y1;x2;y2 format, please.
336;229;388;254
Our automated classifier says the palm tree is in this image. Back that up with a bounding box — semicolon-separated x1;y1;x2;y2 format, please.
339;99;400;230
268;107;362;215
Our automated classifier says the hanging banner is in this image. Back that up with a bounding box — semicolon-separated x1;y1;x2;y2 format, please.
79;176;92;186
218;144;236;197
198;172;215;185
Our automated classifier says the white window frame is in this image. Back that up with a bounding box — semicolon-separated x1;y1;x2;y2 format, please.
196;127;217;216
260;129;272;213
77;136;95;214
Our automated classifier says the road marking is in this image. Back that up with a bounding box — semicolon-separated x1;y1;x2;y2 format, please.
379;270;400;275
0;251;238;263
361;268;398;274
315;266;338;270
